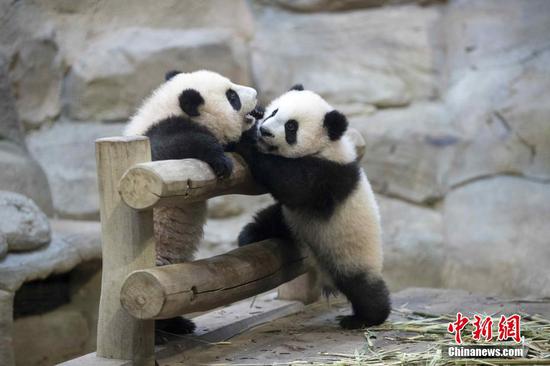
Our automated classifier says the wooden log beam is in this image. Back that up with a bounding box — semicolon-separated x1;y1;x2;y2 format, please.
118;128;366;210
118;153;262;210
120;239;308;319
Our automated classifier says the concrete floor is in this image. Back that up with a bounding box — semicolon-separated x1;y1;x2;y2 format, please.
158;288;550;365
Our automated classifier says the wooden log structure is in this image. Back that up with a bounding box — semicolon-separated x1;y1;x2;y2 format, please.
118;128;366;210
90;129;365;365
121;239;308;319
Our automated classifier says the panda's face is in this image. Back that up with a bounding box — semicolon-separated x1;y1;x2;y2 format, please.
170;70;257;144
256;90;349;159
127;70;257;145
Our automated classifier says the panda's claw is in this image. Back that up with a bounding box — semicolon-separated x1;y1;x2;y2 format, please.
210;155;233;179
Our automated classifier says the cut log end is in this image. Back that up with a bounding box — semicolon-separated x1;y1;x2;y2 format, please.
96;135;149;144
121;271;166;320
119;165;164;210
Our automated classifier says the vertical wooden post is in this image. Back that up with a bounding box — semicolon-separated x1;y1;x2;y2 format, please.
278;270;321;305
95;136;155;365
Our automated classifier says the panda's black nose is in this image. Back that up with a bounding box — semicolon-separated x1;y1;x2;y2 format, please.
259;126;274;138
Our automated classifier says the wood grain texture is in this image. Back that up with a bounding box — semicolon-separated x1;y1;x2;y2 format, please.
95;136;155;365
118;154;263;210
120;239;309;319
118;128;365;210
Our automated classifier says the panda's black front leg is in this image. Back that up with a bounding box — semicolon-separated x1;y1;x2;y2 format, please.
147;128;233;178
333;271;391;329
172;132;233;179
238;203;291;246
202;152;233;179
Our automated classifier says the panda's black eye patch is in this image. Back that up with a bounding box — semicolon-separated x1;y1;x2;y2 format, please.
285;119;299;145
226;89;241;111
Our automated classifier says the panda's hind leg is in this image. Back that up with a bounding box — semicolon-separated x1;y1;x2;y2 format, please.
335;271;391;329
238;203;291;246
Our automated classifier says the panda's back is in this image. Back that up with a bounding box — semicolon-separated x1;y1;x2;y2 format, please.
282;170;383;275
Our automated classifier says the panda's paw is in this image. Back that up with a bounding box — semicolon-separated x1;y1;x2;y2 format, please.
339;315;366;330
155;317;196;344
210;155;233;178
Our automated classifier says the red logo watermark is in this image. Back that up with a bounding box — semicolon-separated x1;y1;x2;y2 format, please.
447;313;522;344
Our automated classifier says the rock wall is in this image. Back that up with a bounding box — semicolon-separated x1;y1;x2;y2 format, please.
1;0;549;297
0;54;53;215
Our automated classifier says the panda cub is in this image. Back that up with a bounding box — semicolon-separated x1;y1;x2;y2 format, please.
124;70;259;339
125;69;259;175
237;85;391;329
125;69;260;266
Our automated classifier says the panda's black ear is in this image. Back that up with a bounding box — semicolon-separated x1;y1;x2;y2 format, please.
179;89;204;117
289;84;304;91
165;70;182;81
323;110;348;141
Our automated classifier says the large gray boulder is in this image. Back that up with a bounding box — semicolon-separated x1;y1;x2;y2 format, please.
0;191;51;252
63;27;252;122
0;1;64;130
0;219;101;366
441;0;550;187
1;0;254;128
27;122;124;219
0;141;54;216
0;223;101;292
8;38;64;129
442;176;550;297
443;0;550;84
0;55;54;215
0;56;26;147
352;102;459;203
493;50;550;180
378;195;444;290
251;4;442;106
445;48;550;187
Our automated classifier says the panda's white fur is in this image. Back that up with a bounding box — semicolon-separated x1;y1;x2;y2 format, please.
283;172;383;276
124;70;257;145
238;89;390;329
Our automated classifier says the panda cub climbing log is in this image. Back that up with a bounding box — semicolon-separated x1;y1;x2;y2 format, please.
125;69;261;266
125;69;259;175
237;85;391;329
124;70;260;340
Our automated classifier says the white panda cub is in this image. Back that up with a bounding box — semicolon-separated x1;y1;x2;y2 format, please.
124;70;259;339
237;85;391;329
125;69;259;172
125;69;260;264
